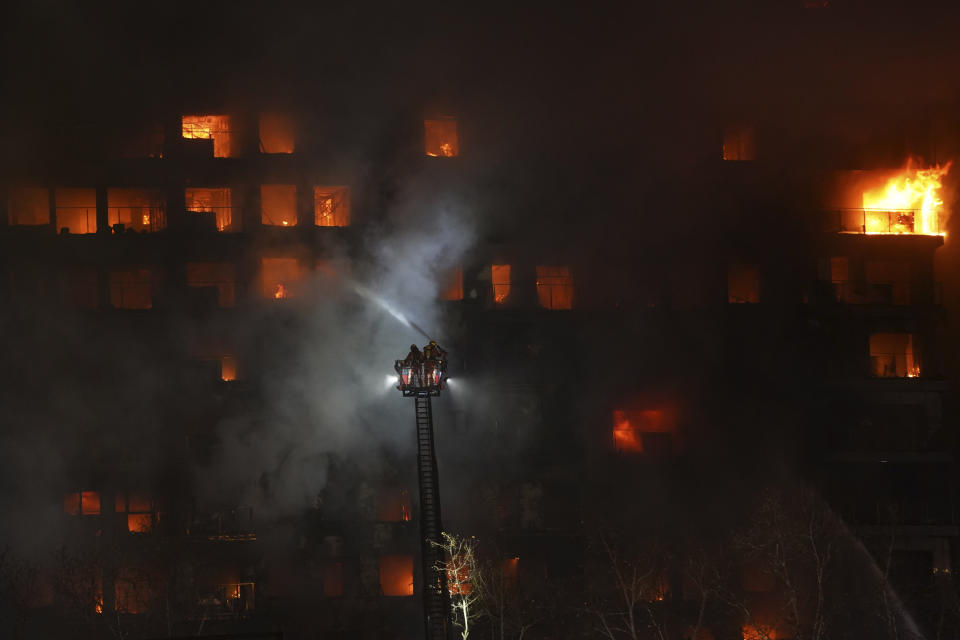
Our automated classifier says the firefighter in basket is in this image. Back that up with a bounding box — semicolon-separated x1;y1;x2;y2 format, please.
422;340;447;387
399;344;424;387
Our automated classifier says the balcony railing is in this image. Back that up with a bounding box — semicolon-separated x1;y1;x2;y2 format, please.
108;206;166;233
825;208;944;236
187;207;240;232
870;353;920;378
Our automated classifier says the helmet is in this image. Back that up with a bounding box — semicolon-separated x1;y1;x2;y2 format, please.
430;340;437;346
410;344;418;351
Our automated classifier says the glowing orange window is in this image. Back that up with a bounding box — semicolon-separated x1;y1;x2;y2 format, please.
116;492;152;533
728;264;760;303
314;186;350;227
536;266;573;310
55;188;97;234
722;123;755;161
220;356;238;381
107;188;165;233
64;491;101;515
185;187;237;232
61;266;98;310
379;555;414;596
109;268;152;310
186;262;236;307
378;488;412;522
261;185;297;227
870;333;918;378
323;562;344;597
440;267;464;301
7;187;49;226
425;117;459;157
612;409;675;454
492;265;511;304
259;112;295;154
182;115;234;158
261;258;303;300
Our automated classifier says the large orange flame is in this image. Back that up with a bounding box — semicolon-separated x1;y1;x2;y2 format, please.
862;160;951;235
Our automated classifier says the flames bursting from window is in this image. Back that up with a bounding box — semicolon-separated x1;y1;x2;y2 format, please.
7;187;49;226
870;333;919;378
536;266;573;310
185;187;236;231
492;264;511;304
379;555;414;596
314;186;350;227
261;184;297;227
859;161;951;236
425;117;459;157
182;115;234;158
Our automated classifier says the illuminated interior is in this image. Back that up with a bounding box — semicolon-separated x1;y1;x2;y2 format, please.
424;117;459;157
314;186;350;227
261;184;298;226
870;333;918;378
220;356;238;381
742;624;777;640
55;188;97;234
378;555;414;596
859;162;951;235
491;264;511;304
107;188;166;232
728;264;760;303
185;187;236;232
186;261;236;307
109;268;152;310
612;409;675;454
440;267;464;301
261;258;303;299
323;562;344;597
378;487;412;522
7;187;49;225
116;492;153;533
182;115;234;158
61;266;99;310
259;112;295;154
63;491;101;515
722;124;755;161
536;266;573;310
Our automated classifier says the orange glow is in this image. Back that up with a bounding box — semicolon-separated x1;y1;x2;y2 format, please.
723;124;756;161
378;488;412;522
870;333;919;378
323;562;344;597
186;262;236;307
742;624;777;640
728;264;760;303
107;188;166;232
379;555;414;596
502;557;519;587
492;265;511;304
612;409;675;454
185;187;236;231
182;115;233;158
261;184;297;226
127;514;152;533
314;186;350;226
220;356;237;381
425;117;459;157
7;187;49;225
259;112;295;153
65;491;101;515
536;266;573;310
441;267;464;301
55;188;97;234
261;258;302;300
448;560;472;595
109;268;152;310
860;161;951;235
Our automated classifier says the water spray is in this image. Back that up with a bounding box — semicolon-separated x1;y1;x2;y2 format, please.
347;280;434;342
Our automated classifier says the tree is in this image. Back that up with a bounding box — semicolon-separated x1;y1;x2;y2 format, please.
433;532;484;640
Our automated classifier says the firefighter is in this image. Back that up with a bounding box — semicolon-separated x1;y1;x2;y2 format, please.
403;344;424;386
423;340;447;386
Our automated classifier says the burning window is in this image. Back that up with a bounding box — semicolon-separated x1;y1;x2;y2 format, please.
866;261;910;305
323;562;344;597
107;188;166;232
61;266;99;310
259;112;295;154
379;555;414;596
728;264;760;303
440;267;464;301
378;488;412;522
114;568;150;614
220;356;238;381
742;624;777;640
55;188;97;234
186;262;236;307
492;264;511;304
425;117;459;157
314;186;350;227
116;492;153;533
858;162;951;235
261;184;297;226
536;266;573;310
722;124;755;161
261;258;303;299
7;187;49;225
182;115;234;158
109;268;152;310
185;187;237;231
612;409;675;455
870;333;919;378
64;491;101;515
220;582;255;612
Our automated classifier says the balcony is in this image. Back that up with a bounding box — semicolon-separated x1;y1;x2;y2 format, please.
825;208;945;236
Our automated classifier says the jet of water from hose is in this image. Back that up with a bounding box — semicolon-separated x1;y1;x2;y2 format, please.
348;280;434;342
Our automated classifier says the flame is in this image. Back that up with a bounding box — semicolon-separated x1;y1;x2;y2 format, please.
401;488;411;522
862;161;951;235
273;284;287;299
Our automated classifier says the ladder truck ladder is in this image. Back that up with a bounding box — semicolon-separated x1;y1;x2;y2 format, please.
415;394;449;640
